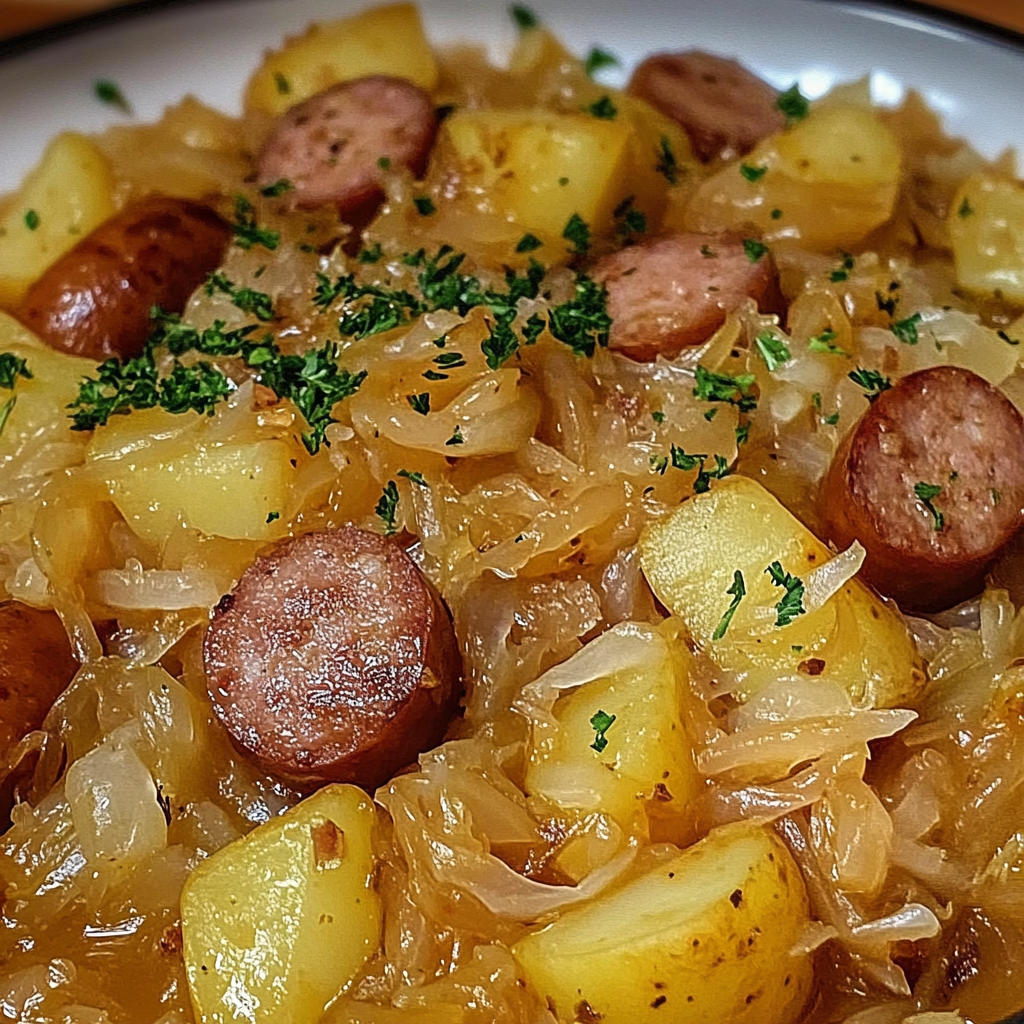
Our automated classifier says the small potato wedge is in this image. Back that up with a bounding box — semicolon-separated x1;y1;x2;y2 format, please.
638;475;923;707
181;784;382;1024
513;820;814;1024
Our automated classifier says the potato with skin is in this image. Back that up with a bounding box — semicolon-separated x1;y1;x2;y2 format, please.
523;623;702;846
244;2;438;117
638;475;924;708
685;104;902;251
181;784;382;1024
513;821;814;1024
0;133;115;309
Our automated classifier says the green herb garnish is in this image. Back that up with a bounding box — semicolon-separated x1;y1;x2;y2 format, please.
589;709;616;753
23;210;39;231
259;178;294;198
807;328;849;357
693;365;757;412
755;331;791;371
655;136;679;185
398;469;429;488
376;480;400;535
585;47;620;77
413;196;437;216
586;95;618;119
516;233;543;253
891;312;923;346
273;72;290;95
0;353;32;390
94;79;131;113
712;570;746;640
407;392;430;415
776;83;810;122
740;163;767;183
510;4;538;30
563;212;591;255
743;238;768;262
765;561;806;627
231;195;279;251
914;481;944;531
848;367;892;402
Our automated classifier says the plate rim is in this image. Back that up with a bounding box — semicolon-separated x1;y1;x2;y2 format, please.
2;0;1024;61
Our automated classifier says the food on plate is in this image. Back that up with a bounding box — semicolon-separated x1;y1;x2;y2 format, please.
822;365;1024;611
16;196;230;359
203;525;462;788
1;2;1023;1024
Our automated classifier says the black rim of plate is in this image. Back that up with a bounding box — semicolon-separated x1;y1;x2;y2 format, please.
1;0;1023;1022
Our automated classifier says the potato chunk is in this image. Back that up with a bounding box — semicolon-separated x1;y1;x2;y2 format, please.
0;133;116;308
245;2;438;116
949;172;1024;303
638;476;923;707
181;784;382;1024
524;623;702;844
513;821;813;1024
686;105;901;251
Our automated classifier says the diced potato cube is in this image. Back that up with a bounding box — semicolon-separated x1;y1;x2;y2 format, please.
525;625;702;844
439;109;632;252
685;105;901;251
88;410;301;544
949;172;1024;303
182;784;382;1024
638;476;923;708
513;821;814;1024
0;133;116;308
245;3;438;116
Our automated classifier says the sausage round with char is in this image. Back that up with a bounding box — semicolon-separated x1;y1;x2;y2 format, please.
628;51;785;163
203;525;462;790
821;365;1024;611
0;603;79;823
256;75;438;217
16;196;230;362
592;233;783;362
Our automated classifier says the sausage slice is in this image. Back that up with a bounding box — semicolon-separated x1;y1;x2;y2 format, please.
16;196;229;362
0;603;79;823
203;526;462;790
628;51;785;163
593;233;783;361
822;366;1024;611
256;76;439;216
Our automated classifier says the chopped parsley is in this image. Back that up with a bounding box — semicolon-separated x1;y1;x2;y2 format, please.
712;570;746;641
266;511;280;523
740;163;767;183
204;273;275;322
585;47;620;77
482;317;520;369
23;210;39;231
259;178;294;198
914;481;944;531
359;242;383;264
776;83;810;123
545;273;612;356
375;480;400;535
0;353;32;390
563;213;591;255
755;331;791;371
958;196;975;218
407;392;430;415
830;251;855;283
589;709;616;753
398;469;428;487
765;561;806;628
377;156;392;170
230;195;280;251
875;289;898;316
445;424;465;446
693;365;757;412
510;3;538;30
998;329;1021;346
655;136;679;185
654;446;732;491
735;421;751;445
94;79;131;113
273;72;290;95
413;196;437;216
613;196;647;242
516;233;543;253
891;312;923;345
807;328;849;357
849;367;892;402
743;238;769;263
770;207;783;220
586;95;618;119
651;410;666;425
0;396;16;438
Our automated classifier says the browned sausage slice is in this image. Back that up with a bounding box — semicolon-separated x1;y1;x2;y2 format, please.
593;233;783;361
16;197;229;362
628;51;785;163
0;603;79;823
822;366;1024;611
203;526;462;790
256;76;439;216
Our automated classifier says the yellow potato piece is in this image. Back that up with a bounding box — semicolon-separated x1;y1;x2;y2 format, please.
638;475;923;707
245;2;438;116
525;625;702;845
88;409;300;544
0;133;116;309
686;105;901;251
513;820;814;1024
949;172;1024;303
440;108;632;251
182;784;382;1024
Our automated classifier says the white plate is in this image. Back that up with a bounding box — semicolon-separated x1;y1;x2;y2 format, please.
1;0;1024;194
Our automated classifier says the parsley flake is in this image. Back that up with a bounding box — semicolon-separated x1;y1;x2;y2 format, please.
765;561;806;628
516;233;543;253
693;365;757;412
359;242;383;264
914;481;944;531
266;511;280;523
776;83;810;122
740;163;767;183
259;178;294;198
413;196;437;216
398;469;429;488
23;210;39;231
376;481;400;536
807;328;849;357
0;353;32;390
712;570;746;640
231;195;279;251
589;709;616;753
830;251;855;283
377;156;392;170
563;213;591;255
586;95;618;119
585;47;620;77
655;136;679;185
958;196;975;218
891;312;923;345
406;392;430;415
770;207;783;220
613;196;647;242
998;329;1021;346
875;289;898;316
0;395;16;438
743;238;769;262
755;331;791;372
446;424;465;446
848;367;892;402
273;72;290;95
651;410;666;424
510;4;538;30
94;79;131;113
